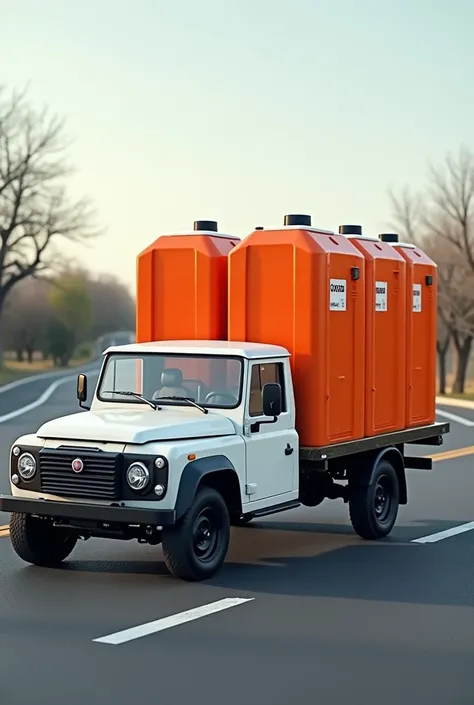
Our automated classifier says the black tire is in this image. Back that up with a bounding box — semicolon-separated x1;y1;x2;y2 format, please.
349;459;400;540
9;512;78;567
162;486;230;581
231;514;253;527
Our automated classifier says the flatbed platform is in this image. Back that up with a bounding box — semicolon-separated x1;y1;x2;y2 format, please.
300;421;450;462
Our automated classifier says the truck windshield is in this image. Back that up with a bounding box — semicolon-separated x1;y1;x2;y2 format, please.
97;352;243;409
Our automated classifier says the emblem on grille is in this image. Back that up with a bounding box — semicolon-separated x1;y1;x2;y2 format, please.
72;458;84;473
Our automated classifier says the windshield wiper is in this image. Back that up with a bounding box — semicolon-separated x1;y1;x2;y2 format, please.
102;390;159;410
153;396;208;414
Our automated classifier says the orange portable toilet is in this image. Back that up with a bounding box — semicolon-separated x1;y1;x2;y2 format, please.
136;220;240;343
379;234;437;427
228;214;366;447
339;225;406;436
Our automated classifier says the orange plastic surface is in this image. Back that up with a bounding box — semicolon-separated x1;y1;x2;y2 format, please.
136;234;239;345
349;237;407;435
228;227;366;447
394;244;437;427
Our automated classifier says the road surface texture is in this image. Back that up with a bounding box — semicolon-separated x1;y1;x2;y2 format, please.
0;330;131;414
0;376;473;705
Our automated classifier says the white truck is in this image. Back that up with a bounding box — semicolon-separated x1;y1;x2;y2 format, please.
0;340;449;581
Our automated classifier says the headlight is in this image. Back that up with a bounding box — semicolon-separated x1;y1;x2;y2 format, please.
126;462;150;491
154;456;166;469
17;452;36;480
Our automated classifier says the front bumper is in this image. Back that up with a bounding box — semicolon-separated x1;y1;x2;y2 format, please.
0;495;176;526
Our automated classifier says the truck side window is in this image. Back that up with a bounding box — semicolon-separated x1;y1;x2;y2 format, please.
249;363;286;417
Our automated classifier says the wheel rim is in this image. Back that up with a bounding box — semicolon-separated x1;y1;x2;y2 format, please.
373;475;393;524
192;507;220;562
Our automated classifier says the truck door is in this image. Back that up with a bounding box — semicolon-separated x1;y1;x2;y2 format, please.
244;360;298;502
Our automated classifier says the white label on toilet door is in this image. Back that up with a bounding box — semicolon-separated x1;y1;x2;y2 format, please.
329;279;347;311
413;283;422;312
375;281;388;311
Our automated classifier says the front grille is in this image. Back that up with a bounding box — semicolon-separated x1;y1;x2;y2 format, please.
39;451;120;500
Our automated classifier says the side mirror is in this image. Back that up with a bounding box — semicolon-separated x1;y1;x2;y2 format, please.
77;373;89;409
262;383;282;417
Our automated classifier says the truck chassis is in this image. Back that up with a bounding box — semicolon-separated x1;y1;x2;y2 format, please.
0;421;449;581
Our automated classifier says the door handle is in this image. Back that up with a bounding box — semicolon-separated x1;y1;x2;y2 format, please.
285;444;294;456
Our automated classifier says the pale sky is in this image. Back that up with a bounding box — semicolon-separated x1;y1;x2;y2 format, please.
3;0;472;293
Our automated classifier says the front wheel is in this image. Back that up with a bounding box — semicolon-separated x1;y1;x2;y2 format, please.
348;459;400;540
162;487;230;581
9;512;78;567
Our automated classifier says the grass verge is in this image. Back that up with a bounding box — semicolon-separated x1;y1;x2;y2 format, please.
0;357;92;387
438;392;474;402
436;376;474;402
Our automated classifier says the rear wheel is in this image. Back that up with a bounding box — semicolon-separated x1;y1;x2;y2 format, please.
349;459;400;539
9;512;77;567
162;487;230;581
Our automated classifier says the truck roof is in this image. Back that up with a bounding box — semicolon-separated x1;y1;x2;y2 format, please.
103;340;290;359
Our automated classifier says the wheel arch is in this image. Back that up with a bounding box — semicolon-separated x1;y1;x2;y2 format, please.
175;455;243;520
348;446;407;505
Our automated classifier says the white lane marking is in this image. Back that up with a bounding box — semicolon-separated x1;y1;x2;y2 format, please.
435;409;474;427
412;521;474;544
93;597;254;645
0;371;99;424
0;360;100;394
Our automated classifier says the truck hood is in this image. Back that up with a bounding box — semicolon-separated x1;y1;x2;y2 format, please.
36;408;236;445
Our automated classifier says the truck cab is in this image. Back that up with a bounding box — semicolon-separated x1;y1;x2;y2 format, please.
1;340;300;581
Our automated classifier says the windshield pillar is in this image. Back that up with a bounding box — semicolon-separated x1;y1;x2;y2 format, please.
142;356;165;399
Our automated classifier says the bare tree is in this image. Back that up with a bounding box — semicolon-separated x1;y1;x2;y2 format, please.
388;147;474;394
424;148;474;392
2;277;54;362
0;85;100;362
388;188;454;393
436;318;451;395
425;145;474;271
426;236;474;394
388;186;424;244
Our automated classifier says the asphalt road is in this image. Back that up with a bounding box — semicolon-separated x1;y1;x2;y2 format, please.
0;379;473;705
0;330;132;414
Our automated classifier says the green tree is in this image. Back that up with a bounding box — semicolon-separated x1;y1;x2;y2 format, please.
48;274;91;367
47;319;74;368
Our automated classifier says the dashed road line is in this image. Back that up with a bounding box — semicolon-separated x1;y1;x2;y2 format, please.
93;597;254;645
412;521;474;544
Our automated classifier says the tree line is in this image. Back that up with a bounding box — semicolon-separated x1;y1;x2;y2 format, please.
0;84;135;368
2;270;135;366
389;145;474;394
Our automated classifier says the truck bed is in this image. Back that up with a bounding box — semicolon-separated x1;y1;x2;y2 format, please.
299;421;450;462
